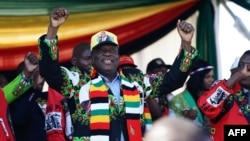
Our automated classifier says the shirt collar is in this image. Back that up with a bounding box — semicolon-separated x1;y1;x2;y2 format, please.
99;72;120;83
242;88;250;94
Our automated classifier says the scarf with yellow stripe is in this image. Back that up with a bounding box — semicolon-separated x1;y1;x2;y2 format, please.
89;69;143;141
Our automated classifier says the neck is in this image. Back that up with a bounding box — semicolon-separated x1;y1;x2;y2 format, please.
100;72;117;82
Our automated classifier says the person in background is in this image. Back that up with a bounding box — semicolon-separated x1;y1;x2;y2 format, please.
143;116;206;141
9;65;49;141
0;52;38;141
71;42;92;72
38;7;198;141
9;42;90;141
230;57;240;75
9;52;73;141
118;55;154;133
146;58;171;75
146;58;175;120
184;59;214;139
170;59;214;140
118;55;138;69
198;50;250;141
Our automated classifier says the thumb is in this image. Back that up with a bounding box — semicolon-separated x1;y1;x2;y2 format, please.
177;19;181;26
24;52;32;59
177;19;181;33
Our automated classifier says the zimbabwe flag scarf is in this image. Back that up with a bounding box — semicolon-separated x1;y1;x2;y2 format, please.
89;69;142;141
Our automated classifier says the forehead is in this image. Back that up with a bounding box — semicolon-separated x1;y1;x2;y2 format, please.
80;49;91;56
205;70;214;75
153;67;167;71
96;44;118;50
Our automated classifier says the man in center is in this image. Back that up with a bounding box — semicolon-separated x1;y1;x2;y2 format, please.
38;7;199;141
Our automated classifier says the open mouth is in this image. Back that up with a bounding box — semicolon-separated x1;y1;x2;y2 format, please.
103;59;113;65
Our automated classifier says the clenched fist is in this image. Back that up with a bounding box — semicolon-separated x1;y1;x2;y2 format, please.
23;52;39;79
50;7;69;28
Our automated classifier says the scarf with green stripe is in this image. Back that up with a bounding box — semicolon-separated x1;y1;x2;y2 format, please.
89;69;143;141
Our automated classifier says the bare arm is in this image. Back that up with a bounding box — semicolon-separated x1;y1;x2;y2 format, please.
39;7;69;92
177;19;194;53
46;7;69;39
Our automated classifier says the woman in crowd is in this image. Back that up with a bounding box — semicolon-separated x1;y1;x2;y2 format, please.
170;59;214;140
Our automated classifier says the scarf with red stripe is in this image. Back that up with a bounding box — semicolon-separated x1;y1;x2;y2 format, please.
89;69;143;141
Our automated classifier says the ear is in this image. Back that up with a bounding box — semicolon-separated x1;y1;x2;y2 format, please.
71;57;77;66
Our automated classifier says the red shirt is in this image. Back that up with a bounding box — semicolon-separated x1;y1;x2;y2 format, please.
198;80;248;141
45;87;73;141
0;89;15;141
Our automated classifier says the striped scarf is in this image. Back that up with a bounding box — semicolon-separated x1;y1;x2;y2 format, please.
89;69;142;141
143;103;152;130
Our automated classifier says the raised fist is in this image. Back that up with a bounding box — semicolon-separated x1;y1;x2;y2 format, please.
49;7;69;28
177;19;194;43
23;52;39;79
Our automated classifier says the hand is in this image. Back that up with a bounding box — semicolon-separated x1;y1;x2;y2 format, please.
183;109;197;120
240;64;250;78
177;20;194;52
232;63;250;82
49;7;69;28
177;19;194;42
23;52;39;78
226;63;250;90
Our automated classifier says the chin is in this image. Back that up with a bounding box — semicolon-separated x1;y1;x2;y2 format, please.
101;66;116;71
240;80;250;87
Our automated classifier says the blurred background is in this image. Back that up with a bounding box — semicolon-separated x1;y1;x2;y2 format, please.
0;0;250;90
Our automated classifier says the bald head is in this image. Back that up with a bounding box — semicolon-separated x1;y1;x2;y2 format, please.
72;42;90;57
144;117;205;141
71;42;92;71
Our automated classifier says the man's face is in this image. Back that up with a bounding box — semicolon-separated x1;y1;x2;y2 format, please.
76;49;92;71
92;44;119;74
239;54;250;87
150;67;168;75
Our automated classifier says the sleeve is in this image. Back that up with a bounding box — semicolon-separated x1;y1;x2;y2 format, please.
60;67;81;98
197;80;237;119
149;47;199;98
38;35;63;93
3;73;32;103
